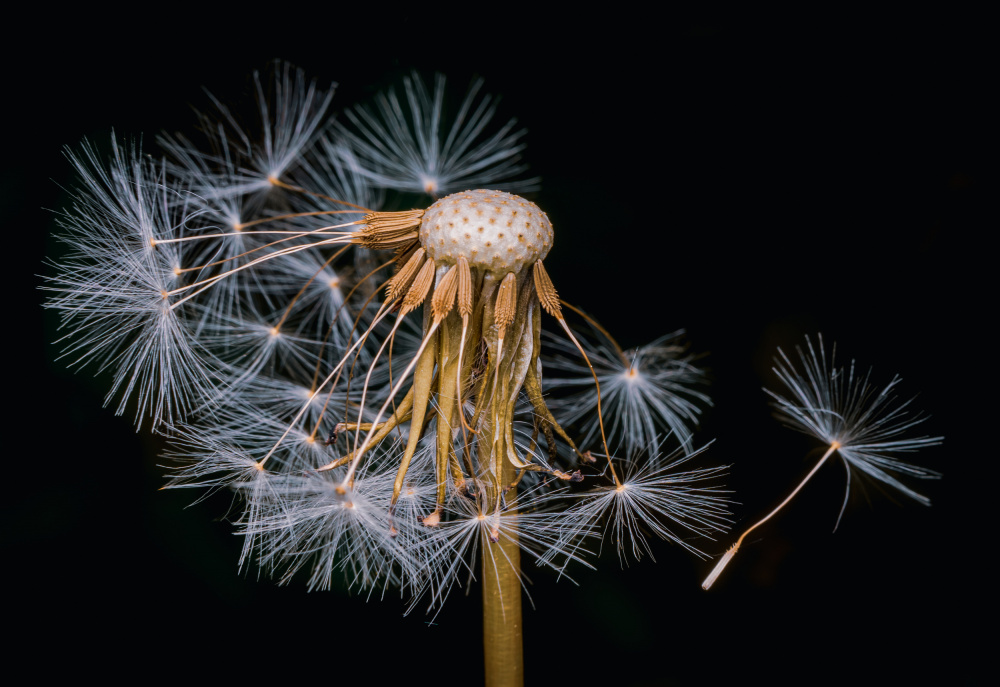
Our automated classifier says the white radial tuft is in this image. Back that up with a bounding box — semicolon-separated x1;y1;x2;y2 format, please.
418;189;553;274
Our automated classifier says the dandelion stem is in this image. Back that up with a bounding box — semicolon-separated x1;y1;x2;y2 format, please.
482;453;524;687
701;442;840;590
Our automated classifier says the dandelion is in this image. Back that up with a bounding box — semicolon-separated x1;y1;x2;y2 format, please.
701;335;942;590
46;63;728;686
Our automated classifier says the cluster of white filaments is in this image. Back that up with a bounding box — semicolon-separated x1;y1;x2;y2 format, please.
701;335;943;590
46;63;732;608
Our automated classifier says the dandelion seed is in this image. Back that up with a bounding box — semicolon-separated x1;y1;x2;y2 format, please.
250;466;413;592
768;335;943;509
701;335;942;590
164;61;336;200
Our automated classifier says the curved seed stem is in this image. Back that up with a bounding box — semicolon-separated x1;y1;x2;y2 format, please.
342;320;441;485
258;300;395;469
268;176;373;213
554;317;619;486
559;298;628;366
701;442;840;590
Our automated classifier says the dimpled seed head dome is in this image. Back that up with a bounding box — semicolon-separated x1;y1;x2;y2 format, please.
418;189;554;275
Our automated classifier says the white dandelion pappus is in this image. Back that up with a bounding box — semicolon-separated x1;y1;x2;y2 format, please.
562;445;730;563
161;426;286;569
544;326;711;456
151;147;268;334
44;138;216;428
702;335;942;590
223;373;360;442
248;466;415;594
414;483;598;616
291;134;385;216
163;61;336;200
241;249;357;345
767;335;943;509
194;306;321;389
186;401;345;472
335;73;539;196
155;64;346;343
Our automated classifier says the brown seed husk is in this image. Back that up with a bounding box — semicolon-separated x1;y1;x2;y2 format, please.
401;259;436;314
456;256;473;318
495;272;517;333
431;264;460;321
355;209;425;249
533;260;561;317
393;241;420;272
359;231;419;250
386;248;426;301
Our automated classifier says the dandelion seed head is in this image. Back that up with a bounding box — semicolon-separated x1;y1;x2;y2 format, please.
419;189;553;275
48;65;734;614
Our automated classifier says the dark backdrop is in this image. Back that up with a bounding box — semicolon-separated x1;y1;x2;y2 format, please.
10;13;987;686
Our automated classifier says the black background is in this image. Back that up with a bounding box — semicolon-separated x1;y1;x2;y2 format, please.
9;12;988;686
